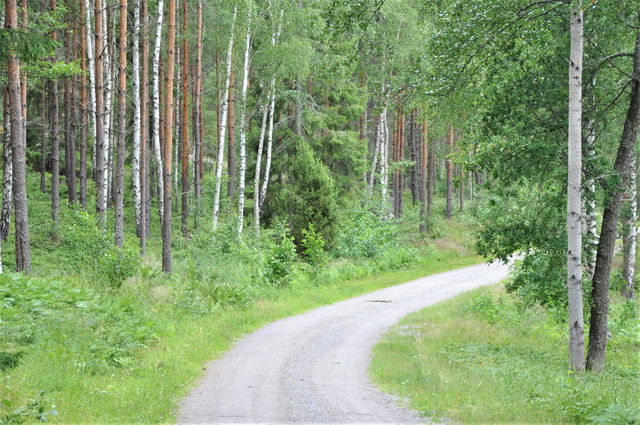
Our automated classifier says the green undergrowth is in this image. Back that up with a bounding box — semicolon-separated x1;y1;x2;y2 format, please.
371;286;640;425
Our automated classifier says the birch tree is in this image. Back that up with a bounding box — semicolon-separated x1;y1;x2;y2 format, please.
622;159;637;299
132;0;142;236
94;0;106;225
152;0;165;219
212;6;237;230
180;0;189;237
237;3;252;234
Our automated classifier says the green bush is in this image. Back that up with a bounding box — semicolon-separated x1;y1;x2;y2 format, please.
58;209;139;288
333;208;399;259
265;225;297;287
301;223;327;266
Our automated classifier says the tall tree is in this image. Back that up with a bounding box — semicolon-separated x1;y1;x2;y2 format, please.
50;0;60;234
227;68;236;200
80;0;89;210
162;0;176;272
622;159;637;299
193;1;203;215
140;0;150;254
1;90;12;244
152;0;165;220
212;6;237;230
132;0;142;236
180;0;189;237
237;2;252;234
419;120;428;232
567;4;585;372
114;0;128;247
587;20;640;372
5;0;31;271
445;125;453;219
94;0;106;225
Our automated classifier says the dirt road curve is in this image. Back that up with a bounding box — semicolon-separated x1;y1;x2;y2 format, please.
178;261;509;424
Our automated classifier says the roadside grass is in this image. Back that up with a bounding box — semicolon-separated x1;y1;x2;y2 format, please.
371;286;640;425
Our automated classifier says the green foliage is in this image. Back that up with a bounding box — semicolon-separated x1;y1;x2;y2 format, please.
301;224;327;266
265;224;298;287
265;138;339;247
58;209;140;288
333;207;398;259
0;391;57;425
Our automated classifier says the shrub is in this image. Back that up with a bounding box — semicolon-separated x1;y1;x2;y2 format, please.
333;208;399;259
265;225;297;287
301;223;327;266
58;209;139;288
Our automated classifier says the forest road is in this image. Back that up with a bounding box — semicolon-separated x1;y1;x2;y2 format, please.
177;261;509;424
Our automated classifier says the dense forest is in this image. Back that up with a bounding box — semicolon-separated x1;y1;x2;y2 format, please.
1;0;639;423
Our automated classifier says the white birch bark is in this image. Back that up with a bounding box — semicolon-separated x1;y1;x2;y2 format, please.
583;117;598;281
380;106;389;207
132;0;142;232
152;0;165;218
237;3;252;234
212;6;237;229
623;158;637;298
85;0;97;165
101;2;112;212
368;116;381;196
258;8;284;209
253;100;268;234
567;5;585;371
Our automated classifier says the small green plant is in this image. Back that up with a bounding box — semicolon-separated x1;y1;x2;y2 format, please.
265;225;297;287
0;391;57;425
301;224;327;266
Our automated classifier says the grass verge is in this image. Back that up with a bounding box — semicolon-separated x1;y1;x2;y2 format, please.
371;286;640;425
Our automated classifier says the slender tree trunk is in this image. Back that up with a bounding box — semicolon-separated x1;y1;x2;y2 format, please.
227;68;236;200
622;158;637;299
567;5;586;373
40;87;47;193
237;4;252;235
5;0;31;272
427;135;435;216
368;115;381;197
65;24;76;206
583;101;598;281
212;6;237;229
50;0;60;235
445;125;453;219
140;0;149;254
258;9;284;211
80;0;89;210
114;0;127;247
1;89;12;242
132;0;142;236
459;168;464;212
162;0;176;273
180;0;189;237
587;21;640;372
102;4;113;211
420;120;428;232
380;106;389;210
84;0;97;169
94;0;106;225
253;102;268;233
152;0;165;220
193;1;203;212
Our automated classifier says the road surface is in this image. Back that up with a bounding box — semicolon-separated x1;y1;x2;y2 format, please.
178;261;509;424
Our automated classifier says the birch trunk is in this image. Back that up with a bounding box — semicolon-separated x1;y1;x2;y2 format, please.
367;115;381;196
114;0;128;247
1;90;12;243
258;9;284;209
445;125;453;219
152;0;165;219
84;0;97;163
622;158;637;299
212;6;237;230
380;106;389;209
102;3;112;212
253;101;268;233
80;0;89;209
94;0;106;225
50;0;60;232
140;0;149;253
237;4;252;234
132;0;142;235
193;1;203;207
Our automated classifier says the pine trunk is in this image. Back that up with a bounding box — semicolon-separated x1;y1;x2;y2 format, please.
94;0;106;225
180;0;189;237
114;0;128;247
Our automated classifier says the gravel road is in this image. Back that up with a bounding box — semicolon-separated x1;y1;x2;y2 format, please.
177;261;509;424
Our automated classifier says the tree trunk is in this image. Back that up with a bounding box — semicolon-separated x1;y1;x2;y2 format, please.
622;158;637;299
193;1;203;212
368;115;381;197
587;21;640;372
5;0;31;272
1;89;12;243
445;125;453;219
420;120;428;232
152;0;165;220
162;0;176;273
380;106;389;210
40;87;47;193
132;0;142;236
567;5;586;372
65;24;76;206
237;4;252;235
102;4;113;211
227;68;236;200
80;0;89;210
94;0;106;225
180;0;189;237
114;0;128;248
583;97;598;282
253;102;268;233
84;0;97;167
140;0;149;254
50;0;60;235
212;6;237;229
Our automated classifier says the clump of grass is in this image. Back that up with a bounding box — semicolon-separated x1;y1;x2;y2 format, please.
371;287;640;425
